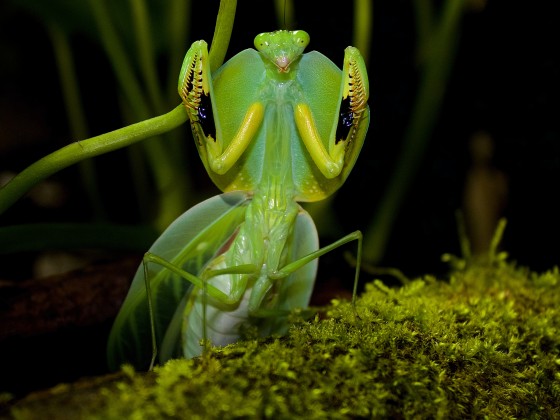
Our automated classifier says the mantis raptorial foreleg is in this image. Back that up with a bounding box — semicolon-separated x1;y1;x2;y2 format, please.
295;46;369;179
178;41;265;175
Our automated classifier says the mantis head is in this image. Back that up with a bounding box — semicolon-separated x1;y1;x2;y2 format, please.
254;30;310;73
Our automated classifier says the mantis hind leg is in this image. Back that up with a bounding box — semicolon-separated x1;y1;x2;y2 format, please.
273;230;363;307
142;252;257;369
142;231;362;368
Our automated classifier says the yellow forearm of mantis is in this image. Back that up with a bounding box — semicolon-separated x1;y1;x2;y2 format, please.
207;102;265;175
295;103;345;179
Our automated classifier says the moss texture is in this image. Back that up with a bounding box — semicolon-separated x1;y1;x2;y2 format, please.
5;258;560;419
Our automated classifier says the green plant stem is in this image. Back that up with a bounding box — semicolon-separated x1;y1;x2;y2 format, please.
353;0;372;67
489;218;507;262
88;0;150;119
455;210;472;260
274;0;294;29
363;0;465;263
0;105;187;216
0;0;238;228
414;0;433;55
166;0;192;106
208;0;237;73
46;21;106;221
163;0;192;162
129;0;166;115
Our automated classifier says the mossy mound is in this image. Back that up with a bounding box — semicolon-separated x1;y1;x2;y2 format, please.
5;260;560;419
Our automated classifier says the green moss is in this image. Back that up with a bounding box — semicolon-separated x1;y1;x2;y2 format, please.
9;260;560;419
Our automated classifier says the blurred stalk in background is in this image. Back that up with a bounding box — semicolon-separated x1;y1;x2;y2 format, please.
362;0;468;264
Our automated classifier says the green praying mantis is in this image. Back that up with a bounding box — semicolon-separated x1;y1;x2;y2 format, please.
106;29;370;370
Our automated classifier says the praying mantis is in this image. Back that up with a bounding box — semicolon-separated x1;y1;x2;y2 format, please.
106;29;370;370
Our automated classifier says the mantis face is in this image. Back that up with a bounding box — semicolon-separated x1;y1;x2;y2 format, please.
253;30;310;72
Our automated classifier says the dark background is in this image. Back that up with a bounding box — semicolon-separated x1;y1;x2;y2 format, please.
0;0;559;397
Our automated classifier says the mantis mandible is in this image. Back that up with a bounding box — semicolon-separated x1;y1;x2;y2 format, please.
107;30;369;370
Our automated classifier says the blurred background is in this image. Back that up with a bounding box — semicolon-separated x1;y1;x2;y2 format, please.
0;0;559;397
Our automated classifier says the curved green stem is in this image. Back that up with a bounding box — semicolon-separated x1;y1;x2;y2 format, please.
0;105;187;216
209;0;237;73
0;0;238;227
